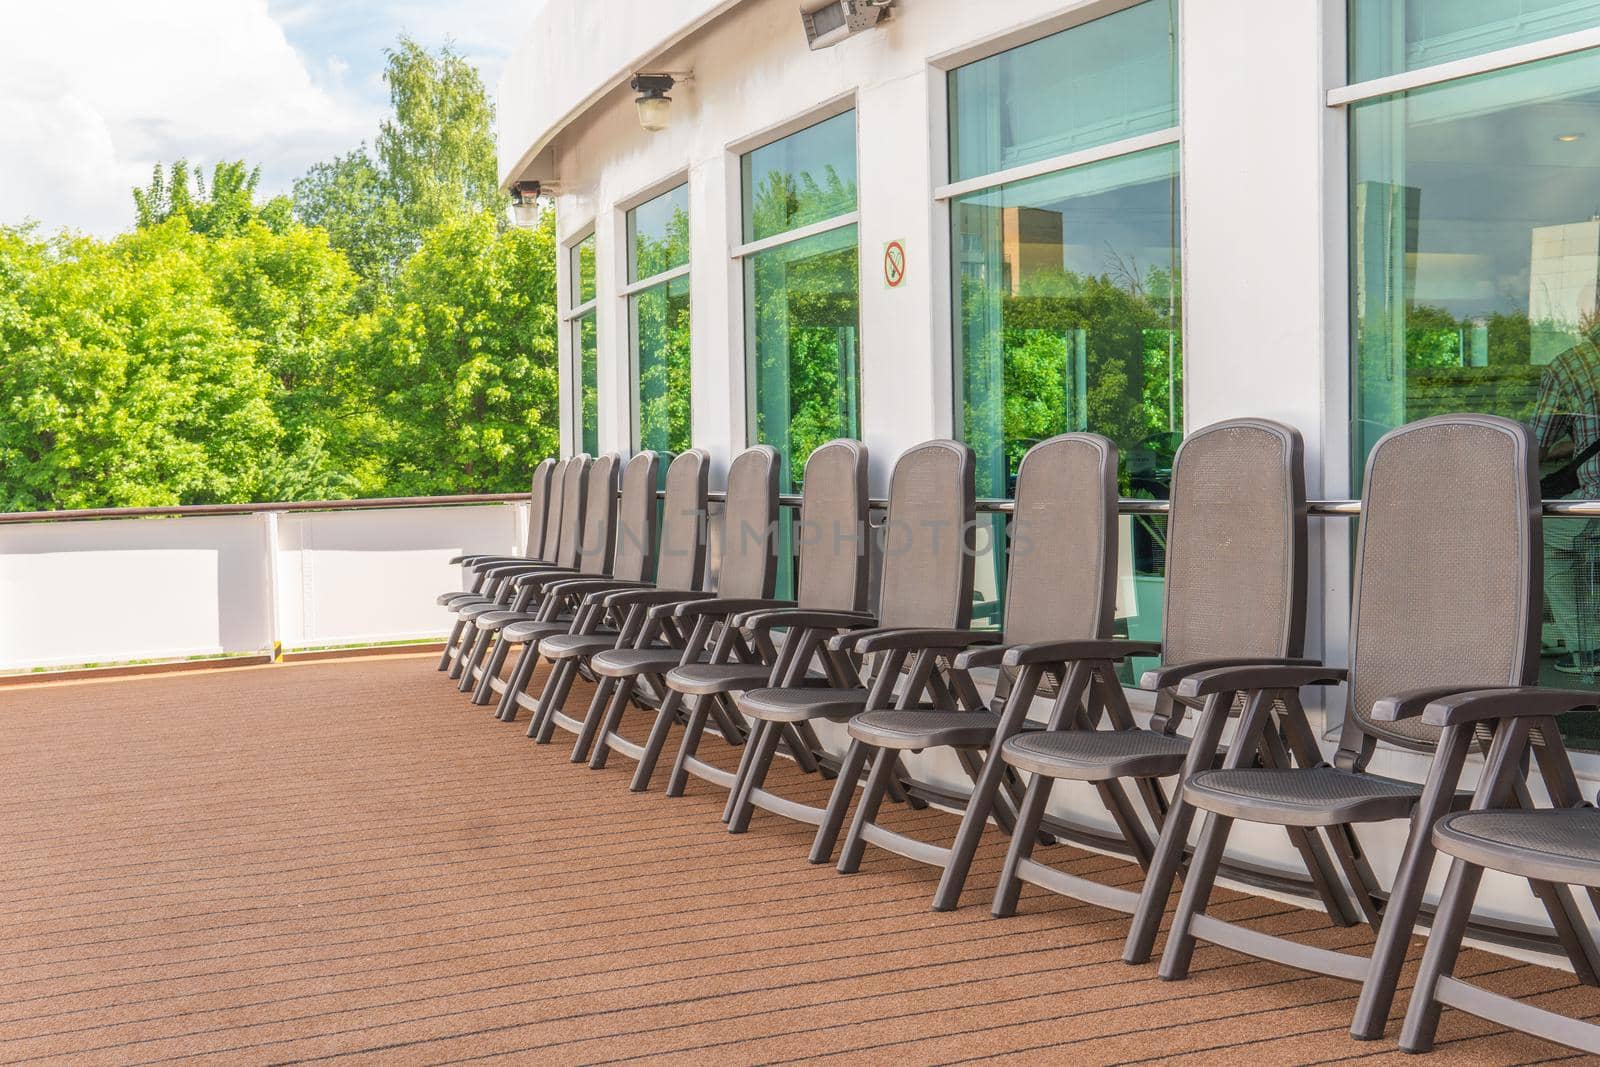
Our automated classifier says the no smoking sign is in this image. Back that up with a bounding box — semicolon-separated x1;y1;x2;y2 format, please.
883;240;907;288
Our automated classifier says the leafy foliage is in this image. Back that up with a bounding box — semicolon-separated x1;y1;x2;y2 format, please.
0;38;559;512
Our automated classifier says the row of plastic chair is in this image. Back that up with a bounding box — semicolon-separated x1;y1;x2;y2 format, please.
433;415;1600;1055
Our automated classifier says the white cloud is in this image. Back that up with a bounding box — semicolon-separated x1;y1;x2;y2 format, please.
0;0;377;236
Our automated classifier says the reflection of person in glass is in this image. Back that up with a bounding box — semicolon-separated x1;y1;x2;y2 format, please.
1532;315;1600;676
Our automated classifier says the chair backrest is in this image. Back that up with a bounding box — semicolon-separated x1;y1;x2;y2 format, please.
1001;433;1119;647
1343;413;1541;752
526;458;557;561
796;439;870;612
716;445;780;599
1160;419;1308;668
577;453;620;575
611;452;661;582
876;440;976;631
552;456;591;569
656;449;711;591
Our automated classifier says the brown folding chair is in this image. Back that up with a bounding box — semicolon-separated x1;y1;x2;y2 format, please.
959;421;1322;931
824;433;1120;905
545;445;783;767
724;439;978;837
494;449;710;726
1400;687;1600;1054
440;456;578;678
454;453;619;695
461;449;671;708
436;456;558;670
1138;413;1598;1043
644;439;872;797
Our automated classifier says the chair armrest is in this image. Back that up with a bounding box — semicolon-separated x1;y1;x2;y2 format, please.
602;589;707;612
512;567;587;594
1369;685;1490;722
1420;687;1600;728
1139;657;1320;692
458;553;530;567
744;609;877;635
474;561;563;579
853;629;1003;655
543;578;651;603
1174;662;1346;699
1002;639;1162;668
674;597;796;620
952;644;1013;671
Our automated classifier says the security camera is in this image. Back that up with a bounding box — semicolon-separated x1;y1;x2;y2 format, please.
801;0;893;51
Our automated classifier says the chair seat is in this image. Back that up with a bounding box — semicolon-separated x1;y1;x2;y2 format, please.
474;609;533;631
1434;808;1600;888
438;591;482;607
737;687;867;723
1001;728;1190;782
502;618;573;644
849;709;1002;751
590;646;686;678
459;600;512;622
666;661;774;696
1184;766;1423;827
537;631;620;660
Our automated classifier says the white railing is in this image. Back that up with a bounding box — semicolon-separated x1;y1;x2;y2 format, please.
0;496;529;671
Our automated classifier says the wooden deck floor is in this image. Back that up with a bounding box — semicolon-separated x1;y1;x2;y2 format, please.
1;654;1594;1065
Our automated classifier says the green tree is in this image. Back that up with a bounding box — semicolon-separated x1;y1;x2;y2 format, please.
291;150;408;305
134;160;293;237
358;210;559;495
378;37;503;235
0;221;284;509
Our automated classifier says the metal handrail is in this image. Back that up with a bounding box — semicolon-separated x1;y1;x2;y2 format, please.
5;490;1600;526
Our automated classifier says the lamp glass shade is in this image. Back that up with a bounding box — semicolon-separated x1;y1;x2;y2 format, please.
636;94;672;132
510;198;540;228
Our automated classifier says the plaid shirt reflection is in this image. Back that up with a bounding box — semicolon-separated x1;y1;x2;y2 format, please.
1532;336;1600;499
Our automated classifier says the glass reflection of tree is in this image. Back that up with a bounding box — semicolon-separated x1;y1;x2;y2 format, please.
634;206;692;453
750;170;860;490
578;311;599;454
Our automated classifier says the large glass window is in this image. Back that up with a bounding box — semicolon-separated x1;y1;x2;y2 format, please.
627;185;691;452
948;0;1178;182
950;1;1179;664
1349;0;1600;82
740;112;861;490
1348;38;1600;739
568;232;599;454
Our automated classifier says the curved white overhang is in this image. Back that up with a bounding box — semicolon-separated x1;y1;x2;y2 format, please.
496;0;752;190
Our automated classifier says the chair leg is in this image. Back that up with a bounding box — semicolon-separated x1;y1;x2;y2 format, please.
933;749;1011;912
495;646;544;722
719;715;770;817
470;636;514;704
665;697;713;798
780;723;819;774
837;747;898;873
582;677;629;766
992;773;1054;918
727;721;785;833
630;690;686;792
522;656;572;727
1157;810;1235;981
439;619;466;670
457;628;493;692
1398;856;1487;1053
810;738;869;864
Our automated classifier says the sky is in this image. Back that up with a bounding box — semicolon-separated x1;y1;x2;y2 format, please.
0;0;542;238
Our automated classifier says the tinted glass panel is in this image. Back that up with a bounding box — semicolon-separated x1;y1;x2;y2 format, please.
1349;47;1600;741
745;224;860;491
629;183;690;281
954;144;1180;663
576;309;598;454
742;112;858;243
571;233;597;305
948;0;1177;183
1350;0;1600;82
632;275;692;452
